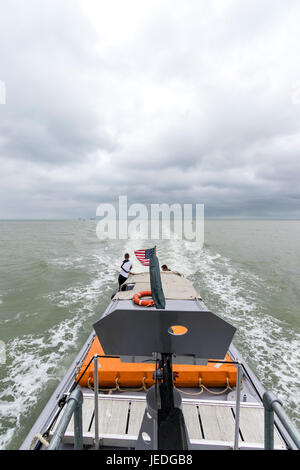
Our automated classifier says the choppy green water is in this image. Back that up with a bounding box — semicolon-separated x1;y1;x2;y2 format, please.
0;219;299;449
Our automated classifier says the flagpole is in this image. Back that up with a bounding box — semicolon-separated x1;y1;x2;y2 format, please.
134;246;165;309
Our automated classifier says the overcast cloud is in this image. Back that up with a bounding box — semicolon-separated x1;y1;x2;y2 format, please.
1;0;300;218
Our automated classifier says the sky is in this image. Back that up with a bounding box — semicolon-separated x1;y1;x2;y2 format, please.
0;0;300;219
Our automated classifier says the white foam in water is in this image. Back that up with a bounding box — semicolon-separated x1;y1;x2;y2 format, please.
163;234;300;425
0;249;118;450
48;257;85;269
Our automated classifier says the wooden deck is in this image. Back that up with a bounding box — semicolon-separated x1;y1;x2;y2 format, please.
50;394;287;450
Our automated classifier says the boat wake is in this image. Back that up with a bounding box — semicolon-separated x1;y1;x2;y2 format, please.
156;233;300;429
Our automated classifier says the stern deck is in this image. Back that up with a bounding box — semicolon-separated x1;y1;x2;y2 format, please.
49;392;286;450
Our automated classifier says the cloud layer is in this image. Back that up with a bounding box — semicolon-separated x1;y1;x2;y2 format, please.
1;0;300;218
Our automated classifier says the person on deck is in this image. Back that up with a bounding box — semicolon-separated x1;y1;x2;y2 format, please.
161;265;171;271
118;253;134;290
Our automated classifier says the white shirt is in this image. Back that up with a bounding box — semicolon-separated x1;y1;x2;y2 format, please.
120;260;132;278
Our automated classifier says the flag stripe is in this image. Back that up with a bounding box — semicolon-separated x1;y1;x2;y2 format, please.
134;249;154;266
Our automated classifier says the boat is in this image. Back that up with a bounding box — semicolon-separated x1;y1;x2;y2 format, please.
20;265;300;452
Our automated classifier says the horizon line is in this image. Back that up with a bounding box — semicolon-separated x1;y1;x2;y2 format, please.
1;217;300;221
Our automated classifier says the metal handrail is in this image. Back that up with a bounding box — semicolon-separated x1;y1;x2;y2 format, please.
94;355;100;450
207;359;242;450
263;391;300;450
48;387;83;450
49;364;300;451
234;362;242;450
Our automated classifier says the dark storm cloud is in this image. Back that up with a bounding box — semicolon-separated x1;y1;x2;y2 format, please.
0;0;116;166
0;0;300;218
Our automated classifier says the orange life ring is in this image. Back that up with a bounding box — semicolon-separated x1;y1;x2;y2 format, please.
133;291;155;307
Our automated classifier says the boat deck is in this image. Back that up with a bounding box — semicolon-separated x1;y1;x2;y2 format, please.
22;273;297;451
49;392;286;450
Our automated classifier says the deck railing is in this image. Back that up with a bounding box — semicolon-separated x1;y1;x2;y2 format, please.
48;387;83;450
263;391;300;450
47;365;300;451
92;356;244;451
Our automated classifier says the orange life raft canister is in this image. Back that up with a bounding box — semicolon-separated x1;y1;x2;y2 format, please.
76;336;237;389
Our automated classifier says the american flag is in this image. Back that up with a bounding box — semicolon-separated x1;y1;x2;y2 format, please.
134;248;155;266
